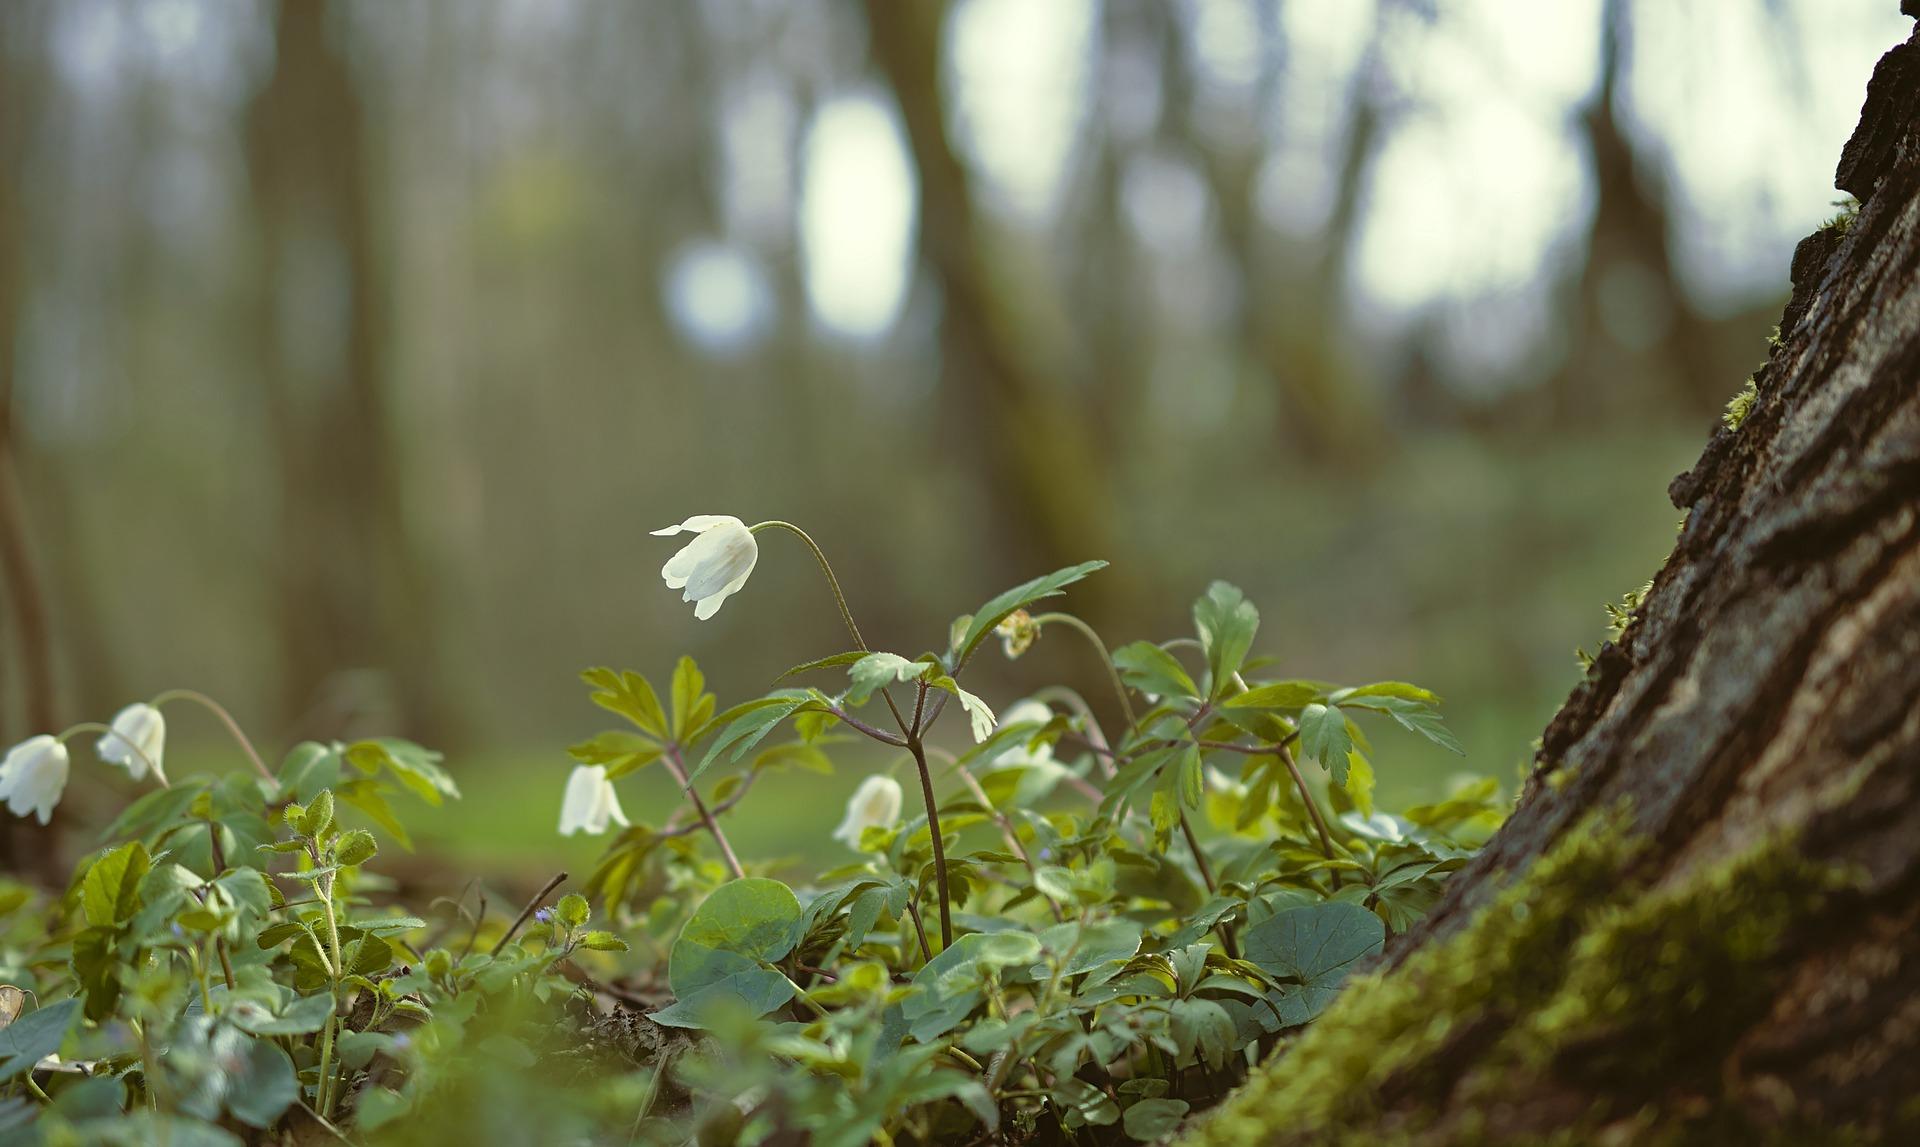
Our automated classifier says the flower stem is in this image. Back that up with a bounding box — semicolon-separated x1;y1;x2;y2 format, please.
315;868;345;1117
150;689;276;786
1031;612;1136;727
661;746;746;880
1278;744;1340;869
907;735;953;950
59;722;166;787
750;521;866;652
753;520;916;735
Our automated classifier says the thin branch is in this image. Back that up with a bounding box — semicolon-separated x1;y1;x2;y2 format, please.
661;746;746;879
491;871;567;956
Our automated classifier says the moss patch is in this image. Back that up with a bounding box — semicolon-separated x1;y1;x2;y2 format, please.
1184;814;1851;1147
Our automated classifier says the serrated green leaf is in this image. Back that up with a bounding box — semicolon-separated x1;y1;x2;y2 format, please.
1112;642;1200;700
82;841;150;929
953;560;1108;666
1193;581;1259;700
926;676;995;741
670;656;707;736
846;652;932;705
1224;681;1330;711
581;667;668;735
1297;704;1354;784
778;650;869;680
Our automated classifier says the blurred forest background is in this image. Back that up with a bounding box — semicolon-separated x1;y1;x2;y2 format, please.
0;0;1906;877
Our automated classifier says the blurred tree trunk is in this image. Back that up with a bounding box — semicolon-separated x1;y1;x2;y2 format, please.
1549;0;1721;421
1186;1;1383;461
863;0;1119;611
1191;27;1920;1143
246;0;444;744
0;1;61;877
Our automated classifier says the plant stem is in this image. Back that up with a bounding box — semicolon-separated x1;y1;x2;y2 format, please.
903;898;933;964
750;521;866;651
953;765;1062;923
660;746;746;879
151;689;276;785
907;736;952;950
1031;612;1136;727
1178;814;1239;958
753;519;917;737
58;722;166;786
1278;745;1341;886
315;869;345;1117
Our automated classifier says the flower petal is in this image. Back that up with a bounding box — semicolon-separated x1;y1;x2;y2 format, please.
650;514;743;537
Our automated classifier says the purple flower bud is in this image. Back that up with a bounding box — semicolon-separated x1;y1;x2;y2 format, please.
534;907;554;924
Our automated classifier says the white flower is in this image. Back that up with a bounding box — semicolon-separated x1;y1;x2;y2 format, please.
652;515;759;620
97;702;167;783
1338;811;1407;843
991;700;1056;768
0;736;71;825
833;775;903;850
558;765;630;836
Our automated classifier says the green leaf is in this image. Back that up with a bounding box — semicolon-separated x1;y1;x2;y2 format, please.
1332;681;1441;705
230;992;335;1036
97;779;211;845
567;731;663;780
952;560;1108;666
82;841;151;929
335;780;412;850
555;893;591;929
1123;1097;1190;1141
579;930;628;952
276;742;343;802
693;691;818;780
1193;581;1259;699
1344;750;1376;818
777;650;869;680
670;656;708;736
1334;694;1466;755
344;739;459;806
581;667;668;736
1241;902;1384;1027
1223;681;1329;711
659;879;803;1029
1112;642;1200;700
1297;704;1354;785
926;676;996;742
846;653;932;705
0;999;78;1081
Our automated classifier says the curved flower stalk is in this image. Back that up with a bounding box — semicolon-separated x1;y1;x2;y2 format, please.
97;702;167;783
559;765;630;836
0;736;70;824
653;516;760;620
832;774;904;850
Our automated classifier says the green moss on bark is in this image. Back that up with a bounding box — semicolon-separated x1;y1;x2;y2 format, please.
1184;814;1851;1147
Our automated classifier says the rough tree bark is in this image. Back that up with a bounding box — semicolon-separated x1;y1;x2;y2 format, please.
1190;16;1920;1146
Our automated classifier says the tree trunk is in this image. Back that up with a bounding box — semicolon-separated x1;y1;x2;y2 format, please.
1191;18;1920;1146
246;0;445;743
863;0;1120;612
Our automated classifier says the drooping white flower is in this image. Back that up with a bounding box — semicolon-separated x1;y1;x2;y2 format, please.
1338;810;1407;843
97;702;167;783
991;700;1057;768
0;736;71;825
832;775;903;850
653;515;759;620
988;700;1075;803
558;765;630;836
